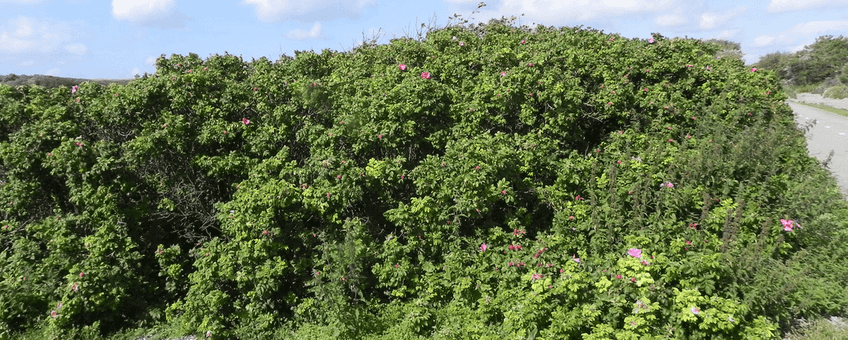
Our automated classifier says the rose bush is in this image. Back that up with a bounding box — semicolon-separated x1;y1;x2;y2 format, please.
1;18;847;340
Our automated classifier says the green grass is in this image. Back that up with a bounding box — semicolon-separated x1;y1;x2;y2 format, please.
783;317;848;340
791;101;848;119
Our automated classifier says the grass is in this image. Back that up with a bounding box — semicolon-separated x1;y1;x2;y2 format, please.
783;317;848;340
791;101;848;119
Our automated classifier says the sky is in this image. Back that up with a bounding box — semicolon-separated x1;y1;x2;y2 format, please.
1;0;847;80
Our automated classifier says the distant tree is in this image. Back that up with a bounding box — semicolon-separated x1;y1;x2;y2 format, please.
702;38;744;62
786;35;848;85
754;51;796;80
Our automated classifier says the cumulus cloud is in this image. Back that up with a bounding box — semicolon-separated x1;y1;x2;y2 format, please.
788;20;848;35
0;16;75;54
713;29;741;40
112;0;176;21
242;0;377;23
65;43;87;56
472;0;679;24
654;14;686;27
752;35;780;47
112;0;191;28
699;8;745;30
287;22;325;40
767;0;848;13
0;0;46;4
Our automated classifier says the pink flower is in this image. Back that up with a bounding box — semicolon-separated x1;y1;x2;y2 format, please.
500;71;506;76
630;277;636;282
51;311;58;318
520;39;526;44
781;219;794;231
648;38;654;43
691;307;700;315
751;67;757;72
480;243;488;252
616;274;622;279
79;272;84;277
685;240;692;245
531;273;542;281
71;85;78;93
399;64;406;71
421;72;430;79
573;257;581;263
378;134;382;139
528;63;533;67
502;190;507;195
242;118;250;125
508;245;514;250
628;248;642;258
666;182;674;188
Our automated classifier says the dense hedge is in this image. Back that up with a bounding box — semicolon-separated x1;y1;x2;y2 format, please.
2;19;848;339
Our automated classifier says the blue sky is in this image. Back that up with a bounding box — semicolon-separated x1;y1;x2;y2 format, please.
1;0;847;80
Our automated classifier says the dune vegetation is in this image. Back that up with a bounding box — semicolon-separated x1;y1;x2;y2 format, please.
2;13;848;340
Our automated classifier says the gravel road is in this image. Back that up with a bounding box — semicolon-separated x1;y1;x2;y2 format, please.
787;94;848;199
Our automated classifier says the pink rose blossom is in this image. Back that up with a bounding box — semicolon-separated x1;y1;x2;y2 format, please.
399;64;406;71
242;118;250;125
421;72;430;79
691;307;700;315
628;248;642;258
648;38;654;43
480;243;488;252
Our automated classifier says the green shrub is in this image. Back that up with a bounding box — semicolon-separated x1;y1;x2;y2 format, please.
824;84;848;99
1;16;847;340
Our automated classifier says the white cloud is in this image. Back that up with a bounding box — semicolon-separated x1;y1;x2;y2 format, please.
112;0;190;28
767;0;848;13
65;43;87;56
287;22;325;40
713;29;741;40
476;0;679;24
699;8;745;30
789;43;806;53
241;0;377;23
20;60;34;67
44;68;60;76
655;14;686;27
112;0;176;22
0;0;45;3
788;20;848;36
752;35;780;47
130;67;142;77
145;56;158;66
0;17;74;54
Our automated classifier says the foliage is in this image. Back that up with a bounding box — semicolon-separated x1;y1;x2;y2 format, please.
0;74;132;89
1;15;848;340
784;36;848;86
